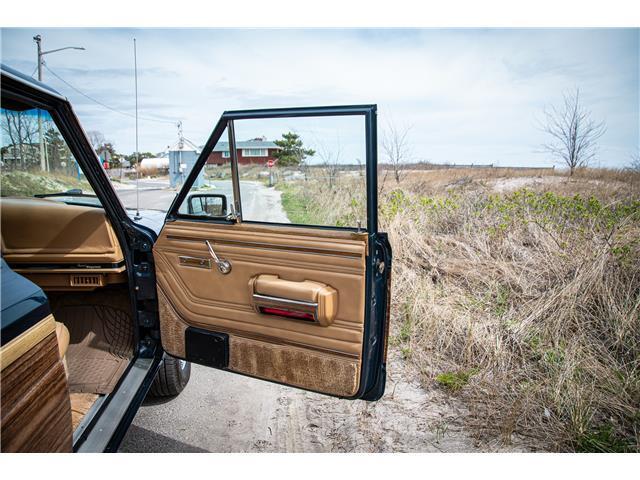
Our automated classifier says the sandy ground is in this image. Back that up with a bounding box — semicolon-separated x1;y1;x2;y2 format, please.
120;351;526;452
490;175;565;192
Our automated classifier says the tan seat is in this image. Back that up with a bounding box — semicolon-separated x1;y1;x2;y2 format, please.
55;322;70;359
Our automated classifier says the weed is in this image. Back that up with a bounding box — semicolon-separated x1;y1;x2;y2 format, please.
435;369;478;392
575;425;636;453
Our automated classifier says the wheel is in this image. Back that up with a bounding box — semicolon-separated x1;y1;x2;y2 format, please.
148;354;191;397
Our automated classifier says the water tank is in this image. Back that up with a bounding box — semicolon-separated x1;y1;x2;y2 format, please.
139;156;169;174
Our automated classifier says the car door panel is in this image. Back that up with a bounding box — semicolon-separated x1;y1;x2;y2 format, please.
154;220;368;397
155;105;392;400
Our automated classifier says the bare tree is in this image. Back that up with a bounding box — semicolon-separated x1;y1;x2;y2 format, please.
628;151;640;172
86;130;106;151
1;110;40;169
381;120;412;184
316;138;342;190
541;88;606;176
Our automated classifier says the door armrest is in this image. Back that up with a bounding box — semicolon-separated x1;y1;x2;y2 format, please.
249;274;338;326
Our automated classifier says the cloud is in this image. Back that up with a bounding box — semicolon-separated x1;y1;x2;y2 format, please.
1;28;637;167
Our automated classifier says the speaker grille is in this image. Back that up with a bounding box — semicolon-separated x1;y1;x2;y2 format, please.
70;274;103;287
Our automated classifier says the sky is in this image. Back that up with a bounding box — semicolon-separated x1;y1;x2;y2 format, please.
1;28;638;168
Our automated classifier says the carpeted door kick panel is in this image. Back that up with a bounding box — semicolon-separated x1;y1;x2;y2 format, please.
48;290;134;395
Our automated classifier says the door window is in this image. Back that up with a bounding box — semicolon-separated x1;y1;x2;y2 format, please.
234;116;367;228
175;113;369;230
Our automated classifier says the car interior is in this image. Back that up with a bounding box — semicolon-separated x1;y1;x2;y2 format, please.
0;196;135;433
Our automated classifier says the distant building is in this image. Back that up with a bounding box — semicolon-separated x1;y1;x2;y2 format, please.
168;137;205;188
0;142;39;165
206;137;281;166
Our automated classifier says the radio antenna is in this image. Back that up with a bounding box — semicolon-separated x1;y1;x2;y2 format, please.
133;38;142;220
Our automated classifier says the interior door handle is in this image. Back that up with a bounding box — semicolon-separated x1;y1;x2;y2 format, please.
205;240;232;274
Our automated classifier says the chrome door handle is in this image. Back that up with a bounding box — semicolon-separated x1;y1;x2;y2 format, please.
205;240;232;274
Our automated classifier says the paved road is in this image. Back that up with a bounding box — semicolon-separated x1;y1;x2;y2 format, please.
115;178;288;223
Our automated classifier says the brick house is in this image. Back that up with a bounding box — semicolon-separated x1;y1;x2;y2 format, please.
205;137;281;166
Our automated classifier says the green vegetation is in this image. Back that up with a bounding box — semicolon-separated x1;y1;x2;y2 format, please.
275;171;366;227
385;177;640;451
435;369;478;392
273;132;316;167
277;182;316;225
575;425;637;453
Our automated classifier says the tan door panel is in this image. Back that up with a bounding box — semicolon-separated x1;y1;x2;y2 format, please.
154;220;368;396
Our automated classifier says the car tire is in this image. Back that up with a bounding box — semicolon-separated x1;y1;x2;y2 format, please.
149;354;191;397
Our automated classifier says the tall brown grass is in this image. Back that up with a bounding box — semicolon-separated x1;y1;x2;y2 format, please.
279;167;640;452
385;186;639;451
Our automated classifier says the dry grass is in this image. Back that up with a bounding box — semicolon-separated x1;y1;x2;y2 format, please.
278;167;640;452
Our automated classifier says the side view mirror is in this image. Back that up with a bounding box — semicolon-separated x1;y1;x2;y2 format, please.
187;193;228;217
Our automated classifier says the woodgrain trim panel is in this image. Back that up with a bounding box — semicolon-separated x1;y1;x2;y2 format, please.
1;322;72;452
167;235;364;258
168;219;369;241
0;314;56;371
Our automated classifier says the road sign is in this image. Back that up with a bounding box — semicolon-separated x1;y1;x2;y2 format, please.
267;159;275;168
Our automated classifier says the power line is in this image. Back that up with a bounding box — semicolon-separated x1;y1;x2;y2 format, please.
43;64;179;126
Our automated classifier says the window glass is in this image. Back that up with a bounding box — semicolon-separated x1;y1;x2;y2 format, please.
176;127;235;218
1;107;101;207
243;148;268;157
234;116;367;228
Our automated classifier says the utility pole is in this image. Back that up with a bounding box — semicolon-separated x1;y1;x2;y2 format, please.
34;35;46;171
33;34;85;171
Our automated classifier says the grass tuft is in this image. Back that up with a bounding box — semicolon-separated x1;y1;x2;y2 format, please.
436;369;478;392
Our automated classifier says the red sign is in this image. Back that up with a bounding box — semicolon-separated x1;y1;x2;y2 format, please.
267;159;275;168
103;161;109;170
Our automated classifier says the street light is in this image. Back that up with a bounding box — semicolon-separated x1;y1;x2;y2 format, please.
33;34;85;171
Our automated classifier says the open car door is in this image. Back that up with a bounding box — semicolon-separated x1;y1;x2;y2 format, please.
153;105;392;400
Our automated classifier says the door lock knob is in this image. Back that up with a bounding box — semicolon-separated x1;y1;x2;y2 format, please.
205;240;232;274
